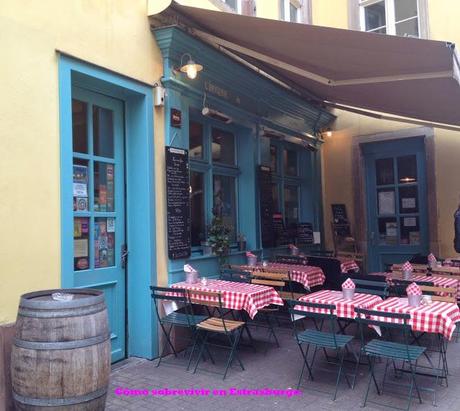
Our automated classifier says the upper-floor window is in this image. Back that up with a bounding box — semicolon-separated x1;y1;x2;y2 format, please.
280;0;309;23
222;0;242;13
359;0;421;37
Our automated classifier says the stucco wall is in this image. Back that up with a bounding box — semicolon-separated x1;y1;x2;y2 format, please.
0;0;163;323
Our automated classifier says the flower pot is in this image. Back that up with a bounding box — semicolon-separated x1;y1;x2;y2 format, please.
247;256;257;266
185;271;199;284
408;294;422;307
342;288;355;300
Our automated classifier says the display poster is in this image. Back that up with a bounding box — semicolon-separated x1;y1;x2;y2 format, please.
403;217;417;227
378;191;395;215
386;221;398;237
331;204;348;223
74;239;88;258
107;217;115;233
402;198;416;209
73;165;88;197
409;231;420;244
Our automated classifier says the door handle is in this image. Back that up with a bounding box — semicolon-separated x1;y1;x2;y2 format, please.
121;244;128;269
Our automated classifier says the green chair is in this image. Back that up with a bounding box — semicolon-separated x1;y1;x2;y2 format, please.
191;290;246;380
150;286;209;370
354;307;426;411
353;278;389;298
286;299;354;400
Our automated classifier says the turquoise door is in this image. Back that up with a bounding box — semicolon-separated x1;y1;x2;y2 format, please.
363;137;429;272
71;87;126;362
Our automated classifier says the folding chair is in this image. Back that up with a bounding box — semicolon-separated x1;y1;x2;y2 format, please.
354;308;426;411
150;286;209;369
353;278;389;298
391;279;433;298
191;290;245;380
286;299;354;400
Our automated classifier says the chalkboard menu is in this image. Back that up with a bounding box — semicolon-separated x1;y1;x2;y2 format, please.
331;204;348;223
165;147;191;260
272;213;289;246
297;222;314;245
258;166;275;248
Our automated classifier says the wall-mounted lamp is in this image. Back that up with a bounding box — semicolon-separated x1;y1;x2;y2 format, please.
179;53;203;80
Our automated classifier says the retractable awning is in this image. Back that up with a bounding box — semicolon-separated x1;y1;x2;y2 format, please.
151;1;460;129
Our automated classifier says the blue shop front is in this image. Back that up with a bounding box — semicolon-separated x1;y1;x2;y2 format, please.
154;26;334;284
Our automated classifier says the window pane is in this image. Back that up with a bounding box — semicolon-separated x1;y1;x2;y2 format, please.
212;128;235;165
94;217;116;268
364;1;386;31
272;183;280;212
284;148;298;176
395;18;419;37
270;145;278;173
73;159;89;212
213;175;236;240
289;3;298;22
378;217;398;245
397;155;417;184
399;186;419;213
225;0;237;10
284;185;299;226
94;162;115;212
93;105;114;158
378;189;395;215
395;0;418;22
74;217;89;271
376;158;394;185
189;121;204;159
190;171;205;247
72;99;88;153
400;216;420;245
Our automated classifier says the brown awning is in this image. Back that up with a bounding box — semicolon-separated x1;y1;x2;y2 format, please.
152;2;460;128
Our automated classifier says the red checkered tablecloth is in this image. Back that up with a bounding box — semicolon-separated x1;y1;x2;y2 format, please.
237;263;325;290
171;279;284;319
339;260;360;273
370;272;460;299
370;297;460;340
295;289;382;319
262;263;326;289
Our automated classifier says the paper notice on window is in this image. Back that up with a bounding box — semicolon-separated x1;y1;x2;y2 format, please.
386;222;398;237
73;183;87;197
378;191;395;215
403;217;417;227
74;239;88;258
107;217;115;233
313;231;321;244
402;198;416;209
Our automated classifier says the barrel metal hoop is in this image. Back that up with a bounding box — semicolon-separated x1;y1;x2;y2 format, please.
18;303;106;318
13;387;107;407
14;333;110;350
19;289;104;310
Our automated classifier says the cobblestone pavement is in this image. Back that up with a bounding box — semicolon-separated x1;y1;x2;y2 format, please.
106;319;460;411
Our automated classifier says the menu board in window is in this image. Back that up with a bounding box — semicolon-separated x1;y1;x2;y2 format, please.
165;147;191;260
331;204;348;223
297;222;314;245
272;213;289;246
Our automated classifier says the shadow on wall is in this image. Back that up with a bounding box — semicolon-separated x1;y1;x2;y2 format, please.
0;323;16;411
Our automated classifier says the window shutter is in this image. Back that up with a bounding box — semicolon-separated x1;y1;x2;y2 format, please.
241;0;256;16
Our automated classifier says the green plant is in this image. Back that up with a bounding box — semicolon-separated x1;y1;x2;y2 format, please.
207;214;232;266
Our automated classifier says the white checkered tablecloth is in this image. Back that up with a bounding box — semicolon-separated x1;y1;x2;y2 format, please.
171;279;284;319
295;290;382;319
263;263;326;289
370;297;460;340
371;272;460;299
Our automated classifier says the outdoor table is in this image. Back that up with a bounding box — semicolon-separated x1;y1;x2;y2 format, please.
370;272;460;300
237;263;326;290
295;289;382;320
170;279;284;319
369;297;460;341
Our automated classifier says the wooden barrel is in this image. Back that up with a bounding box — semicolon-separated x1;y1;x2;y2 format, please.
11;289;110;411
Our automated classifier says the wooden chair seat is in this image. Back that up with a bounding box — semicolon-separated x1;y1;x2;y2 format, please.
196;317;244;332
278;291;304;300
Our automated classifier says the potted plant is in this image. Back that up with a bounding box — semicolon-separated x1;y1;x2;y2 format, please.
207;212;232;266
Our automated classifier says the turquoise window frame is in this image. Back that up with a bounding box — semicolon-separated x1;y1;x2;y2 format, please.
189;112;241;253
58;54;157;359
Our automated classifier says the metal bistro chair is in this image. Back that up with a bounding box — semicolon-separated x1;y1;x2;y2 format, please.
286;299;354;401
391;279;434;298
150;286;209;370
191;290;246;380
353;278;389;298
354;307;426;411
